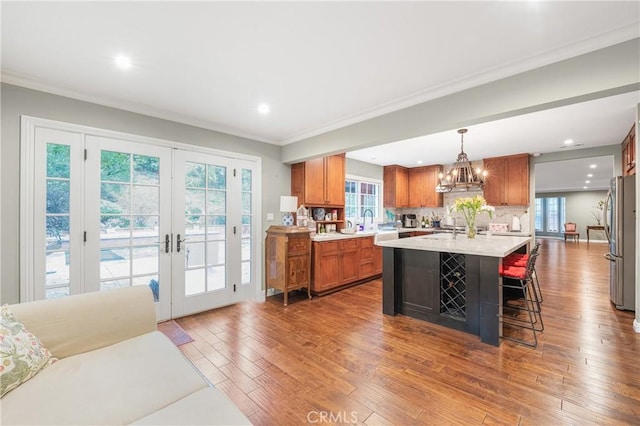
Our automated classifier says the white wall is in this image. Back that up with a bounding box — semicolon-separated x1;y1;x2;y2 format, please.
536;190;609;241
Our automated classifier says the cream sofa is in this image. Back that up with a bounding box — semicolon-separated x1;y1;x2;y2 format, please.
1;286;251;425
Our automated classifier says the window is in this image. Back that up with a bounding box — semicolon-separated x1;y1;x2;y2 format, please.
345;176;381;222
535;196;566;235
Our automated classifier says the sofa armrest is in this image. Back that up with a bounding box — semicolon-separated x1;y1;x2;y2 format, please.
8;286;157;359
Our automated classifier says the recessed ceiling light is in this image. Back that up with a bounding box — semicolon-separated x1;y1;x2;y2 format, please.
583;186;588;189
532;152;541;157
564;139;574;145
114;55;132;70
585;180;591;184
590;164;597;169
257;103;270;115
587;173;593;177
417;160;423;164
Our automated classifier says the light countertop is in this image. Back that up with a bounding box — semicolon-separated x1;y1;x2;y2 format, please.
375;233;531;258
311;230;394;242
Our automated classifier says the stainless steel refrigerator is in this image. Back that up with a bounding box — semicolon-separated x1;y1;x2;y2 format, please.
604;175;636;311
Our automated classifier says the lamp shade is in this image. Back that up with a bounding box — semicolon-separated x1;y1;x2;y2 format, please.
280;196;298;213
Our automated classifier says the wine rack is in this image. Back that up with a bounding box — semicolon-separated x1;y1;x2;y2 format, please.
440;252;466;321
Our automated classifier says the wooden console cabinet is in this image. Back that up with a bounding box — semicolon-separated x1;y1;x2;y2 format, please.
265;226;311;306
483;154;530;206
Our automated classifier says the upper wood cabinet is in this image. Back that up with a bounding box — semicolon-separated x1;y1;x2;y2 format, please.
482;154;530;206
383;165;409;208
291;154;345;207
408;165;443;208
621;123;636;176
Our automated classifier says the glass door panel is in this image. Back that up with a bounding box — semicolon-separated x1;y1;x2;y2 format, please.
237;161;258;300
173;152;257;317
84;136;172;320
33;128;84;301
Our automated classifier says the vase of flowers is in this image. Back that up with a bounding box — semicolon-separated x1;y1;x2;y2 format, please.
452;195;494;239
591;199;605;225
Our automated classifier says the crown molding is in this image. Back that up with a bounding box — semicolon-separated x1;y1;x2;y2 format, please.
0;72;279;145
2;26;637;147
281;27;639;145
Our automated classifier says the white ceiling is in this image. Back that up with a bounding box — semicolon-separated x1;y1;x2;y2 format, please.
1;1;639;192
347;92;634;191
534;155;614;193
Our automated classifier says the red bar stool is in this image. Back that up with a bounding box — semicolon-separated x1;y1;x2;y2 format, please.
503;242;542;303
500;251;543;348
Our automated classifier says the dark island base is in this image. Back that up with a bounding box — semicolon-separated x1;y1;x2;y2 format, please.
382;247;502;346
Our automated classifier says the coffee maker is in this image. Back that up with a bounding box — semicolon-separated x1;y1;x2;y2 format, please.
402;214;417;228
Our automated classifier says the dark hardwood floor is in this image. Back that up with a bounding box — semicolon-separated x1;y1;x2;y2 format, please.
177;238;640;425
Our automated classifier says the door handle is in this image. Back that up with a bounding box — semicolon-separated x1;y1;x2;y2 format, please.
176;234;188;253
604;253;617;262
603;190;611;243
157;234;170;254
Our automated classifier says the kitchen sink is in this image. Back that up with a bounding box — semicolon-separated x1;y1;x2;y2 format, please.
374;230;399;244
422;233;456;240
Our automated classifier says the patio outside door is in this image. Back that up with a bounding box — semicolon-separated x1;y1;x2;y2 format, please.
172;151;258;317
23;117;259;321
84;136;173;320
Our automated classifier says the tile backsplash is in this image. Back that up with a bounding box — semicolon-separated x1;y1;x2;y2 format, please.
389;190;531;232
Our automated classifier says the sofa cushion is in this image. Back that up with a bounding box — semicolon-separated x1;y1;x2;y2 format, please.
0;306;56;397
9;286;157;359
131;387;251;425
1;331;208;425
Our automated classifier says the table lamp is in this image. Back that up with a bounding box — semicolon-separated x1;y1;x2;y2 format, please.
280;196;298;226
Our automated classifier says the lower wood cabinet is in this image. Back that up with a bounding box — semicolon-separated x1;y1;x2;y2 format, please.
360;237;375;278
373;245;383;275
265;226;311;306
311;236;382;294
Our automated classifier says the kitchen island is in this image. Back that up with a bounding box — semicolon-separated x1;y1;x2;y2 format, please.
376;234;531;346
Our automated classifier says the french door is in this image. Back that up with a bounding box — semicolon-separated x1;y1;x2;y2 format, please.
172;151;258;317
84;136;173;319
22;117;259;321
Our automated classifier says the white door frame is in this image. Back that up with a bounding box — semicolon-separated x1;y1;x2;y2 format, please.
20;116;263;312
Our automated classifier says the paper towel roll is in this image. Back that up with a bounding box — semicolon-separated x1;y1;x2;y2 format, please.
512;216;521;231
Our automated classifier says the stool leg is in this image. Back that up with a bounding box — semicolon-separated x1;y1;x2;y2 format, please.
533;266;543;303
501;278;539;348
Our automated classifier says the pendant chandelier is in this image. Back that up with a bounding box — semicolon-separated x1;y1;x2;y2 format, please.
436;128;487;192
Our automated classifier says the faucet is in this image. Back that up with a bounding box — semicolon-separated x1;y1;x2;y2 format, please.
442;214;457;239
362;209;374;229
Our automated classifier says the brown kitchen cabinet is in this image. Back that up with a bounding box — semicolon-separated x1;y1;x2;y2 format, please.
482;154;530;206
291;154;345;207
312;238;359;294
265;226;312;306
621;123;636;176
408;165;443;208
359;237;376;279
383;165;409;208
373;244;383;275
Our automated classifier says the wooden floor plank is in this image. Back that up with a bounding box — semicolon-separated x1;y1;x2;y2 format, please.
177;238;640;424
